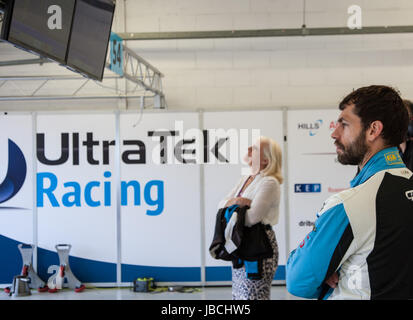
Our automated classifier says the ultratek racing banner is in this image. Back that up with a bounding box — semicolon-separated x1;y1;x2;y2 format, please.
0;109;356;285
0;110;287;285
34;112;204;284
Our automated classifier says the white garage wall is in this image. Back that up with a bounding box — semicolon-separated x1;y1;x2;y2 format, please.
1;1;413;111
129;33;413;110
120;0;413;110
123;0;413;31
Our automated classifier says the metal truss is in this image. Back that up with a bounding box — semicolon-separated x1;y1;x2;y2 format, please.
0;46;166;108
121;46;163;97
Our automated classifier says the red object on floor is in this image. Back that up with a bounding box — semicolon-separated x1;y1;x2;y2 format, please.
48;288;58;293
74;284;85;293
38;286;49;292
4;287;10;294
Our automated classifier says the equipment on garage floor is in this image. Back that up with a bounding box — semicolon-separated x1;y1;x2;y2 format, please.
132;277;201;294
133;277;155;292
7;275;31;297
17;244;48;291
47;244;85;293
3;243;48;294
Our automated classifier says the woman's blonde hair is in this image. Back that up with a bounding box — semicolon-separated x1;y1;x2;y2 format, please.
260;136;283;184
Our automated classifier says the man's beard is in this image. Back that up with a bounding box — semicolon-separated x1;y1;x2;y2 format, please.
335;130;368;165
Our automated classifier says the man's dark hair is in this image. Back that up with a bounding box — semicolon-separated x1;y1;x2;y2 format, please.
339;85;410;146
404;100;413;119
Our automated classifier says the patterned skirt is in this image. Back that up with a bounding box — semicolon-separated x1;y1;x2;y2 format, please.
232;228;279;300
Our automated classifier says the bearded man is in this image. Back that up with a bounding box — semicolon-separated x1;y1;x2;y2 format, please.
286;85;413;300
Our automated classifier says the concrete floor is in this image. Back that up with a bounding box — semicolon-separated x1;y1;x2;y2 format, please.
1;285;302;300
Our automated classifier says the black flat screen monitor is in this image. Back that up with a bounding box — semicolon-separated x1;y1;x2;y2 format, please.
66;0;115;81
6;0;75;64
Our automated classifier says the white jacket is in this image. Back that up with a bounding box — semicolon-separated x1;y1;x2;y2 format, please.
218;172;281;227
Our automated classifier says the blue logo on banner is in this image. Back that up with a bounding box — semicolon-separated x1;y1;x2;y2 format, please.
294;183;321;193
309;119;323;136
0;139;27;204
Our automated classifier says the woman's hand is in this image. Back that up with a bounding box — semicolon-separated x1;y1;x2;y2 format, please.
225;197;252;208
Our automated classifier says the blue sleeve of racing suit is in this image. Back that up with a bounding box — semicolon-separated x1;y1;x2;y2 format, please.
286;203;351;299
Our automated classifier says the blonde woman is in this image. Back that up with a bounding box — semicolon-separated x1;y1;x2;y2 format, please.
217;136;283;300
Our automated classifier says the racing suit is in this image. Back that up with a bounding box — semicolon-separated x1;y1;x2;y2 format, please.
286;147;413;299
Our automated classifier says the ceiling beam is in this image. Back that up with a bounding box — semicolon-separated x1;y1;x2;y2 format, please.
0;57;50;66
118;25;413;41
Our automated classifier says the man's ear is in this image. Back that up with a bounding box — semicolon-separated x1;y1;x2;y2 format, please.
366;120;384;142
